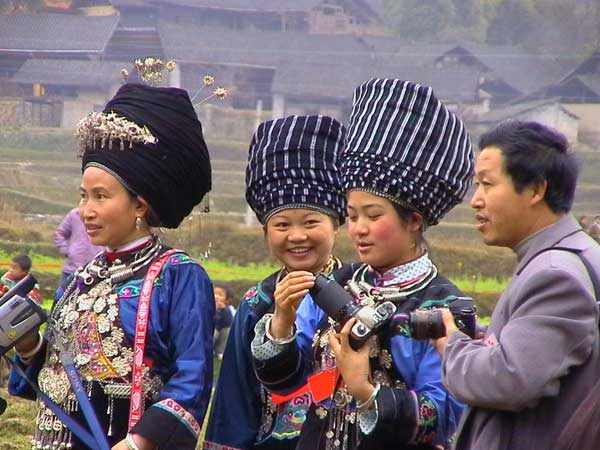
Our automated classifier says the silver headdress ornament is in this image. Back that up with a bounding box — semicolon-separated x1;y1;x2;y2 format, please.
75;111;157;156
121;58;229;105
75;57;229;156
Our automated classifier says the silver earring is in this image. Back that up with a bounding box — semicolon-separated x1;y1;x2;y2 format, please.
135;217;142;230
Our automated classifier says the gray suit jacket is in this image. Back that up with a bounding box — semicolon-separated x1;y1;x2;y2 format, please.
443;215;600;450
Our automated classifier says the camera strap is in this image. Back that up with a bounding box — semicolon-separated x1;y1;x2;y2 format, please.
516;235;600;325
5;354;107;450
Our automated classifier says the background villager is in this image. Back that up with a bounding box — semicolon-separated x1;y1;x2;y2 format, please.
54;207;104;288
213;284;234;360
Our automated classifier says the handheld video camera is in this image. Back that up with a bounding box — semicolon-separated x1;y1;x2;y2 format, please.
309;274;396;350
389;299;477;339
0;274;47;356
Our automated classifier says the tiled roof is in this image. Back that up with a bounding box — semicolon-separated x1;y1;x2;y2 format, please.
12;59;133;87
0;13;119;53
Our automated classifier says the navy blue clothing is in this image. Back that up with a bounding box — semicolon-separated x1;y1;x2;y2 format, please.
215;306;234;331
253;267;468;450
204;272;312;450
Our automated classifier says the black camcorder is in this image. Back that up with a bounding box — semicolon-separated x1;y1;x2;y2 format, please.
309;274;478;348
0;274;47;356
390;300;477;339
309;274;397;350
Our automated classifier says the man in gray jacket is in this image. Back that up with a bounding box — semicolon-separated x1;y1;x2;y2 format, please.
433;121;600;450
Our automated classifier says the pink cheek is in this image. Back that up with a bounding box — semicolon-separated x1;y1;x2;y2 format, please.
370;219;396;242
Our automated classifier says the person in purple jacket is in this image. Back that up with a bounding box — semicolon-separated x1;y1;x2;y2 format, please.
54;207;104;286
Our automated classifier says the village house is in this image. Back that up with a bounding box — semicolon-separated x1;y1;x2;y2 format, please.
472;98;580;144
528;51;600;145
0;12;119;126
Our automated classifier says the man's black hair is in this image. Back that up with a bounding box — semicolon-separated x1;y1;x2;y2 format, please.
479;121;578;214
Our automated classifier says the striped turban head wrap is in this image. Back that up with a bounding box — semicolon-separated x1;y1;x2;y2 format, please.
246;115;347;224
341;78;474;226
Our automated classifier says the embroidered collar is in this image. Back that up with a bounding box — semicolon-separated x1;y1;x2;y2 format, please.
369;253;435;287
105;235;153;263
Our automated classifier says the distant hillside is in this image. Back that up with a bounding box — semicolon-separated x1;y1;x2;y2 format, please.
0;127;599;225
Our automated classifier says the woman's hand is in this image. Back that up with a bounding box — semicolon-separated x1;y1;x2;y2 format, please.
270;271;315;339
328;318;375;403
111;434;156;450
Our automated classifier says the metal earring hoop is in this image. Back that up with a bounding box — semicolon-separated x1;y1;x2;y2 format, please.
135;217;142;230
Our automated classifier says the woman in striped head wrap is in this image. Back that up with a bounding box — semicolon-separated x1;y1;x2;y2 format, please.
204;115;348;450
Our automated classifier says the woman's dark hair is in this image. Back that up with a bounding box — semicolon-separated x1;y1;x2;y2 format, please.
126;188;162;227
479;121;578;214
391;202;428;250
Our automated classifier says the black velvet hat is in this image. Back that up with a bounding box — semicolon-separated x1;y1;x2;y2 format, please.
78;83;211;228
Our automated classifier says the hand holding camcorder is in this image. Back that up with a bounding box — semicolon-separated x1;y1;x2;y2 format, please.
309;274;477;349
0;274;47;356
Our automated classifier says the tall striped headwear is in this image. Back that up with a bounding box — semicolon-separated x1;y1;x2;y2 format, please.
246;115;346;224
341;78;474;225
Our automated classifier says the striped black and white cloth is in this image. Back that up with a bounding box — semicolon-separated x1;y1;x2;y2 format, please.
341;78;474;225
246;115;347;224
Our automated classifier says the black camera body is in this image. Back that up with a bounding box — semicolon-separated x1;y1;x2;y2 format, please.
0;274;47;356
309;274;396;350
309;274;477;347
390;300;477;340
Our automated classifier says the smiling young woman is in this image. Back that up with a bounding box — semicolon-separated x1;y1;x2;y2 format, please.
204;115;347;450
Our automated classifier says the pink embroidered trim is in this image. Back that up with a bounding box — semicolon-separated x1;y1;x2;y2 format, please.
156;398;201;436
202;441;243;450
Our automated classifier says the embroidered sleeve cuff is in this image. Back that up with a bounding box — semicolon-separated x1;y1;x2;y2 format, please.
251;314;304;391
130;399;201;450
251;314;296;361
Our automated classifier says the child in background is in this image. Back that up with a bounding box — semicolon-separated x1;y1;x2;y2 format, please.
214;284;234;359
0;254;42;303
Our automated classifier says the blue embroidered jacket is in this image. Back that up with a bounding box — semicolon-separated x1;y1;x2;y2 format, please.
9;248;215;450
252;264;469;450
204;271;312;450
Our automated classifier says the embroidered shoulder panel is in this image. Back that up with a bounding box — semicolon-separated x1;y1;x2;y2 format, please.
243;283;273;311
153;251;194;287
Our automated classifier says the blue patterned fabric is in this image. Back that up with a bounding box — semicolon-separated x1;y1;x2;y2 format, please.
9;250;215;449
341;79;474;225
246;115;347;224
